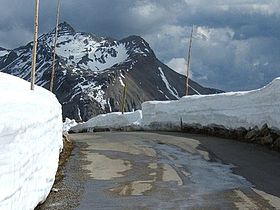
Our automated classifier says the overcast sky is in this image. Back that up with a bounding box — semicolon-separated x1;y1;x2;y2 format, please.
0;0;279;91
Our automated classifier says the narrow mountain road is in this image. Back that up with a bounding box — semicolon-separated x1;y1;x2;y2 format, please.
41;132;280;209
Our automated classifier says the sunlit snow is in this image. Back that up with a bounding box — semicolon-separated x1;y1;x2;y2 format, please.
0;73;62;210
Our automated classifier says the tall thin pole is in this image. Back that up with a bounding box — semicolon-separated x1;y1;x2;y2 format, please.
121;83;127;114
186;25;193;96
31;0;40;90
50;0;61;92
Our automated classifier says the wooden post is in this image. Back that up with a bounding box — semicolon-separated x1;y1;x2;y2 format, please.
30;0;40;90
186;25;193;96
50;0;61;92
121;83;127;114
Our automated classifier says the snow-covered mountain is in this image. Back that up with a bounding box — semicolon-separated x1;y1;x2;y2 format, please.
0;47;9;57
0;22;222;121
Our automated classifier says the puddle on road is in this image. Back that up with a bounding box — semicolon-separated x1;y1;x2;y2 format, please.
155;143;251;194
252;188;280;209
148;163;157;169
162;164;183;186
85;141;156;157
233;189;258;209
77;135;277;209
110;180;154;196
83;152;132;180
82;137;252;196
156;137;211;161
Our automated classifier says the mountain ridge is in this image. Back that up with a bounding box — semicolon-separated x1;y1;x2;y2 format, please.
0;22;222;121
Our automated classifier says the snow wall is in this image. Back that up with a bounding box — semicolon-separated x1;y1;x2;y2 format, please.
63;118;78;134
71;111;142;132
0;73;63;210
142;77;280;130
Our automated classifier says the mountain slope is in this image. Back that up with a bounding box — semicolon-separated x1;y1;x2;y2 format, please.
0;22;222;121
0;47;9;57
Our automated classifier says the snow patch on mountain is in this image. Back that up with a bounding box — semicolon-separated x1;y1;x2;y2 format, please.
88;84;107;109
42;27;129;72
158;67;179;99
0;49;9;57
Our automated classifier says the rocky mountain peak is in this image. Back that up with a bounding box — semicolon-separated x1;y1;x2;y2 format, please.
121;35;154;58
0;22;222;121
0;47;7;51
57;21;76;36
0;47;10;57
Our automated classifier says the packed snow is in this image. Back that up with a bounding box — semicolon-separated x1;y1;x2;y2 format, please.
0;73;63;210
73;77;280;132
142;77;280;129
63;118;78;134
71;111;142;132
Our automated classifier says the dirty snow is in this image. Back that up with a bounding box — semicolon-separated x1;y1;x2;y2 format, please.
0;73;62;210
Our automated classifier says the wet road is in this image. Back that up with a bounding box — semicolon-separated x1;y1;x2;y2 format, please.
42;132;280;209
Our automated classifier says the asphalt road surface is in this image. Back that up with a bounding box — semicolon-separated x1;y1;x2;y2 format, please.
41;132;280;210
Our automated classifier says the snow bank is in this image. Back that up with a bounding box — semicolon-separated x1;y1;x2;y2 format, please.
63;118;78;134
69;77;280;133
0;73;62;210
142;77;280;130
71;111;142;132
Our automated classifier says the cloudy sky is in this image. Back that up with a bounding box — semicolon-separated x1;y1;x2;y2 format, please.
0;0;279;91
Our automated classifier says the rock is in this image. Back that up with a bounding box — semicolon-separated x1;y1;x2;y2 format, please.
235;127;247;140
261;123;268;130
272;137;280;150
270;128;280;141
208;124;228;137
260;135;273;145
171;122;280;151
218;129;229;138
252;125;259;130
51;188;59;193
228;129;237;139
260;123;270;136
182;123;202;133
209;124;226;130
245;128;260;142
271;127;280;134
194;123;203;129
201;126;214;135
182;124;193;132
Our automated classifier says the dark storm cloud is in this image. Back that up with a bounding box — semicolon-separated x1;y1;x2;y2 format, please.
0;0;279;91
0;0;172;46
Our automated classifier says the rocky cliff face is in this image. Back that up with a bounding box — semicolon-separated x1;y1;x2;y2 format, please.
0;22;222;121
